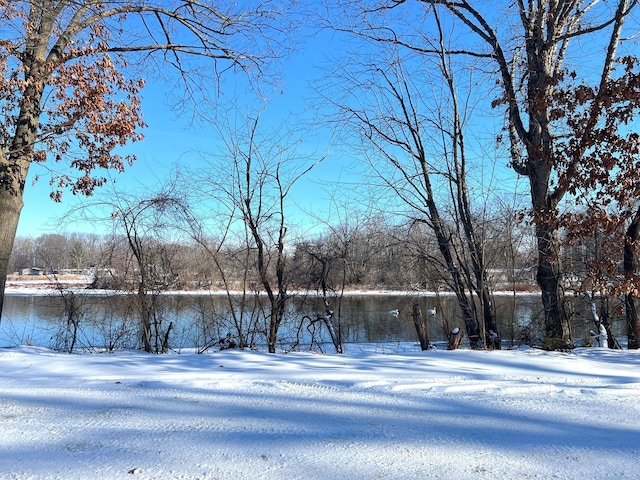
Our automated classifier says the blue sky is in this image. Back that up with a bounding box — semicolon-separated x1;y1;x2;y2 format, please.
17;27;353;238
15;7;524;240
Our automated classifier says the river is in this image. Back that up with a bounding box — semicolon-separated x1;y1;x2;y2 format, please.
0;291;621;351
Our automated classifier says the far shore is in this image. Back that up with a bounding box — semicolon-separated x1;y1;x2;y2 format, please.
4;275;540;297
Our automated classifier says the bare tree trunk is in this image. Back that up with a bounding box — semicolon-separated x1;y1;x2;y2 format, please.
267;307;281;354
138;283;153;353
0;60;43;321
319;262;343;354
161;322;173;353
535;219;572;349
428;212;481;346
480;287;500;349
323;315;343;354
412;303;430;350
626;292;640;349
0;189;24;320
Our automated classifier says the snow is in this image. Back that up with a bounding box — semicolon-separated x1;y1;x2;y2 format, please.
2;344;640;479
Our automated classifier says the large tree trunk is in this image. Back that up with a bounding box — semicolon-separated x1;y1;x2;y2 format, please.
0;117;35;322
412;303;430;351
535;218;572;349
536;223;571;347
529;149;572;349
0;45;46;322
624;207;640;349
480;286;500;349
0;188;25;320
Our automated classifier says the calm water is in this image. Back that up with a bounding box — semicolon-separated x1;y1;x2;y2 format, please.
0;292;622;351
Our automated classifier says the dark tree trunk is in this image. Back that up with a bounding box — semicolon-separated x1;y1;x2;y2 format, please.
626;292;639;349
137;284;152;353
322;315;343;354
480;286;500;349
0;57;43;322
537;243;572;350
624;207;640;349
161;321;173;353
412;303;430;351
429;216;480;346
0;188;24;321
530;173;572;349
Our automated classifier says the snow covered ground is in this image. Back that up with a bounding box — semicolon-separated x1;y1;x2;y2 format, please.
1;344;640;479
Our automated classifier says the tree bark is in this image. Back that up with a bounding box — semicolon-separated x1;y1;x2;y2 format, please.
0;188;25;319
412;303;430;351
137;284;153;353
535;219;572;349
624;207;640;349
480;287;500;349
0;105;39;321
523;21;573;349
0;7;51;321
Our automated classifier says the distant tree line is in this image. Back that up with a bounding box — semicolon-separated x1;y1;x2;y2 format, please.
9;211;537;294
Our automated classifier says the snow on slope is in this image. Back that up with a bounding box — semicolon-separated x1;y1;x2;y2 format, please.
1;345;640;479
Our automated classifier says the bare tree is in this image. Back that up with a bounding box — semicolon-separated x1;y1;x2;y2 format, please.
196;112;322;353
293;211;374;353
33;233;68;273
295;239;345;354
107;188;192;353
0;0;293;320
68;240;88;273
7;236;35;274
321;20;501;347
187;227;265;351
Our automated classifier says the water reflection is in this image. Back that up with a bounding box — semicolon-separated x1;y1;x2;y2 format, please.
0;292;625;350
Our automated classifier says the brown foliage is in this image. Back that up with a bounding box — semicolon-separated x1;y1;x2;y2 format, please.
553;57;640;297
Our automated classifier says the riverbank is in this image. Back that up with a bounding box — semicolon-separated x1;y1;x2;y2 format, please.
4;275;540;296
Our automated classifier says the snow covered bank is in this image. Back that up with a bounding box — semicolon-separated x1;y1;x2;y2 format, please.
1;346;639;479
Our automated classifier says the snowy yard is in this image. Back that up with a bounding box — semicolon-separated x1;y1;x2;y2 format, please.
1;345;640;479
